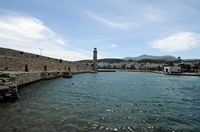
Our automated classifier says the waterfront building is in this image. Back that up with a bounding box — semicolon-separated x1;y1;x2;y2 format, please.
164;66;181;73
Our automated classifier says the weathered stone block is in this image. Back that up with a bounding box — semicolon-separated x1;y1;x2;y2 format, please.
0;86;9;90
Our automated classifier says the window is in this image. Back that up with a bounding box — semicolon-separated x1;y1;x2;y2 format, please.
44;65;47;71
25;64;28;72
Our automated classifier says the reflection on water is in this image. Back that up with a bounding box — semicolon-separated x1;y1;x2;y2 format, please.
0;72;200;131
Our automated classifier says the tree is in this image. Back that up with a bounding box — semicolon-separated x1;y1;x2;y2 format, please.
177;57;181;63
168;62;174;66
180;64;191;72
193;61;200;72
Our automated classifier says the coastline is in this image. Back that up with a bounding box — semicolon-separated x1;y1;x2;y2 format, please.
0;47;94;100
98;69;200;76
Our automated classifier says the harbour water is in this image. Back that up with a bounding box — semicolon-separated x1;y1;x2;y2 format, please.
0;72;200;131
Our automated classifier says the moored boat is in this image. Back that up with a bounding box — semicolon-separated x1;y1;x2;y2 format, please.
63;72;73;78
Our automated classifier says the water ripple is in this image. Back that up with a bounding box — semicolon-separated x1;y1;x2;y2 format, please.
0;72;200;131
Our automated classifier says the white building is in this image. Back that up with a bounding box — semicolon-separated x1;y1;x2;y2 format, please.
164;66;181;73
98;62;112;69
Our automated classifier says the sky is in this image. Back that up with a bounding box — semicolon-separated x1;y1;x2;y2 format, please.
0;0;200;60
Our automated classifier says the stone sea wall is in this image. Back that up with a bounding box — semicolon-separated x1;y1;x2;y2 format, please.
0;48;92;73
0;47;93;99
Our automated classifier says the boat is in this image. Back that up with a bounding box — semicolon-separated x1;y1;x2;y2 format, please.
63;72;73;78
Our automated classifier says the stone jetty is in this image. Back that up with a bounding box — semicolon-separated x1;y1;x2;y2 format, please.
0;47;94;99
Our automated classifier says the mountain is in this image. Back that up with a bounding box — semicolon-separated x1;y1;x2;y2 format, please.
123;54;177;61
77;55;178;64
76;58;125;63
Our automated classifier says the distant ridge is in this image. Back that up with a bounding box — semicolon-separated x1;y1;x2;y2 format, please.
76;58;124;63
123;54;177;61
77;55;200;64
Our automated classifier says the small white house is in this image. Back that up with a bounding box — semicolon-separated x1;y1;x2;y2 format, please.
164;66;181;74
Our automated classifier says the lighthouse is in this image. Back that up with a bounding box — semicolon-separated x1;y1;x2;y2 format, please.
93;48;98;73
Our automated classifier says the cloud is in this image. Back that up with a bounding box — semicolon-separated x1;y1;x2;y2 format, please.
151;32;200;52
0;13;90;61
110;44;117;48
82;7;165;30
82;10;130;29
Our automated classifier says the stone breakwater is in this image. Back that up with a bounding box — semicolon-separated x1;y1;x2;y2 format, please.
0;47;93;99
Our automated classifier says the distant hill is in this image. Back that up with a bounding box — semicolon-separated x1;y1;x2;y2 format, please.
123;55;177;62
77;55;199;64
98;58;125;63
76;58;125;63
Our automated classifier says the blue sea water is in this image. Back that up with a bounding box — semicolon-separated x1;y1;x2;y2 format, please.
0;72;200;131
